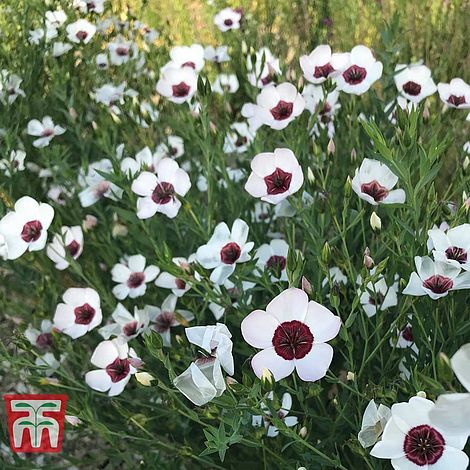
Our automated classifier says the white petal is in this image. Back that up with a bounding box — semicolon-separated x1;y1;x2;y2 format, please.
294;343;333;381
241;309;278;348
251;347;295;381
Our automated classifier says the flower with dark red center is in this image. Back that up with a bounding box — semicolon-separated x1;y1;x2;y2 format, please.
403;425;445;466
224;19;233;26
67;240;80;257
402;81;422;96
235;136;248;147
106;357;130;383
360;181;390;202
21;220;43;242
182;61;196;69
261;74;274;86
127;272;145;288
36;333;53;349
116;47;129;57
272;320;314;360
266;255;286;272
220;242;241;264
154;311;175;333
152;182;175;204
423;275;453;294
445;246;467;264
123;321;138;337
76;31;88;41
342;65;367;85
74;303;96;325
447;95;466;106
172;82;190;98
264;168;292;195
270;100;294;120
401;326;414;342
175;278;186;290
314;63;334;79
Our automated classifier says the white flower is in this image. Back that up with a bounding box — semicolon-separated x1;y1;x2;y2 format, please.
390;323;418;350
300;45;341;84
24;320;53;349
0;196;54;260
403;256;470;300
46;226;83;270
212;73;239;94
78;158;123;207
156;67;198;104
245;148;304;204
99;303;151;341
120;146;161;177
0;150;26;176
429;223;470;271
352;158;406;205
45;10;67;29
155;135;185;159
252;392;298;437
162;44;205;72
0;233;7;260
148;294;194;346
223;122;255;154
394;63;437;104
384;96;415;125
108;38;136;65
52;42;73;57
131;158;191;219
196;219;254;284
185;323;234;375
322;267;348;288
255;238;289;281
96;53;109;69
242;83;305;130
155;255;197;297
358;399;391;448
29;29;44;45
241;288;341;381
214;8;242;32
0;73;26;104
27;116;65;148
204;45;230;63
247;47;281;88
66;19;96;44
35;352;63;377
430;343;470;436
111;254;160;300
53;287;102;339
437;78;470;109
302;85;340;117
332;45;383;95
371;397;469;469
357;270;398;318
208;279;255;320
74;0;105;14
85;338;138;396
94;82;136;113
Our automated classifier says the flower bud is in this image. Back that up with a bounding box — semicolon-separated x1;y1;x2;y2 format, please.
363;247;374;269
307;167;315;184
327;138;335;155
346;371;355;381
321;241;331;263
65;415;82;426
463;156;470;171
301;276;312;295
423;103;430;121
135;372;155;386
344;176;352;198
437;352;453;382
83;214;98;231
350;147;357;162
416;391;426;399
299;427;308;438
370;212;381;231
261;368;274;392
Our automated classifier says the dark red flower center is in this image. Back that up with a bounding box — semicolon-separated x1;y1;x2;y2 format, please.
270;100;294;120
272;320;314;360
74;303;96;325
360;180;389;202
264;167;292;195
123;320;138;337
266;255;286;272
172;82;191;97
76;31;88;41
127;272;145;288
235;136;248;147
261;74;274;86
106;357;130;383
220;242;241;264
224;19;233;26
116;47;129;56
445;246;467;264
423;275;453;294
182;61;196;69
175;278;186;290
403;81;422;96
404;425;445;466
21;220;43;242
447;95;466;106
154;311;175;333
67;240;80;257
314;63;334;79
41;128;54;137
368;292;385;306
36;333;53;349
343;65;367;85
402;326;414;342
152;182;175;204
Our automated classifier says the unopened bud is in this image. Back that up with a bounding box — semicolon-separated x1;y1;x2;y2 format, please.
350;147;357;161
437;352;454;382
463;156;470;171
327;138;335;155
363;247;374;269
344;176;352;198
416;390;426;398
370;212;381;231
135;372;155;386
82;214;98;231
299;427;308;438
423;104;430;121
69;108;78;121
321;241;331;263
301;276;312;295
346;371;355;381
307;167;315;184
261;368;274;391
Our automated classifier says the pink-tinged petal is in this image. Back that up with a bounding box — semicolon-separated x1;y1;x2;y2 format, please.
131;171;157;197
65;323;89;339
155;272;177;289
38;203;55;228
136;196;158;219
129;283;147;299
427;448;469;470
294;343;333;381
241;309;278;348
90;340;119;368
266;288;309;323
173;169;191;196
196;244;221;268
305;301;341;343
85;370;112;392
251;347;295;381
111;264;131;283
